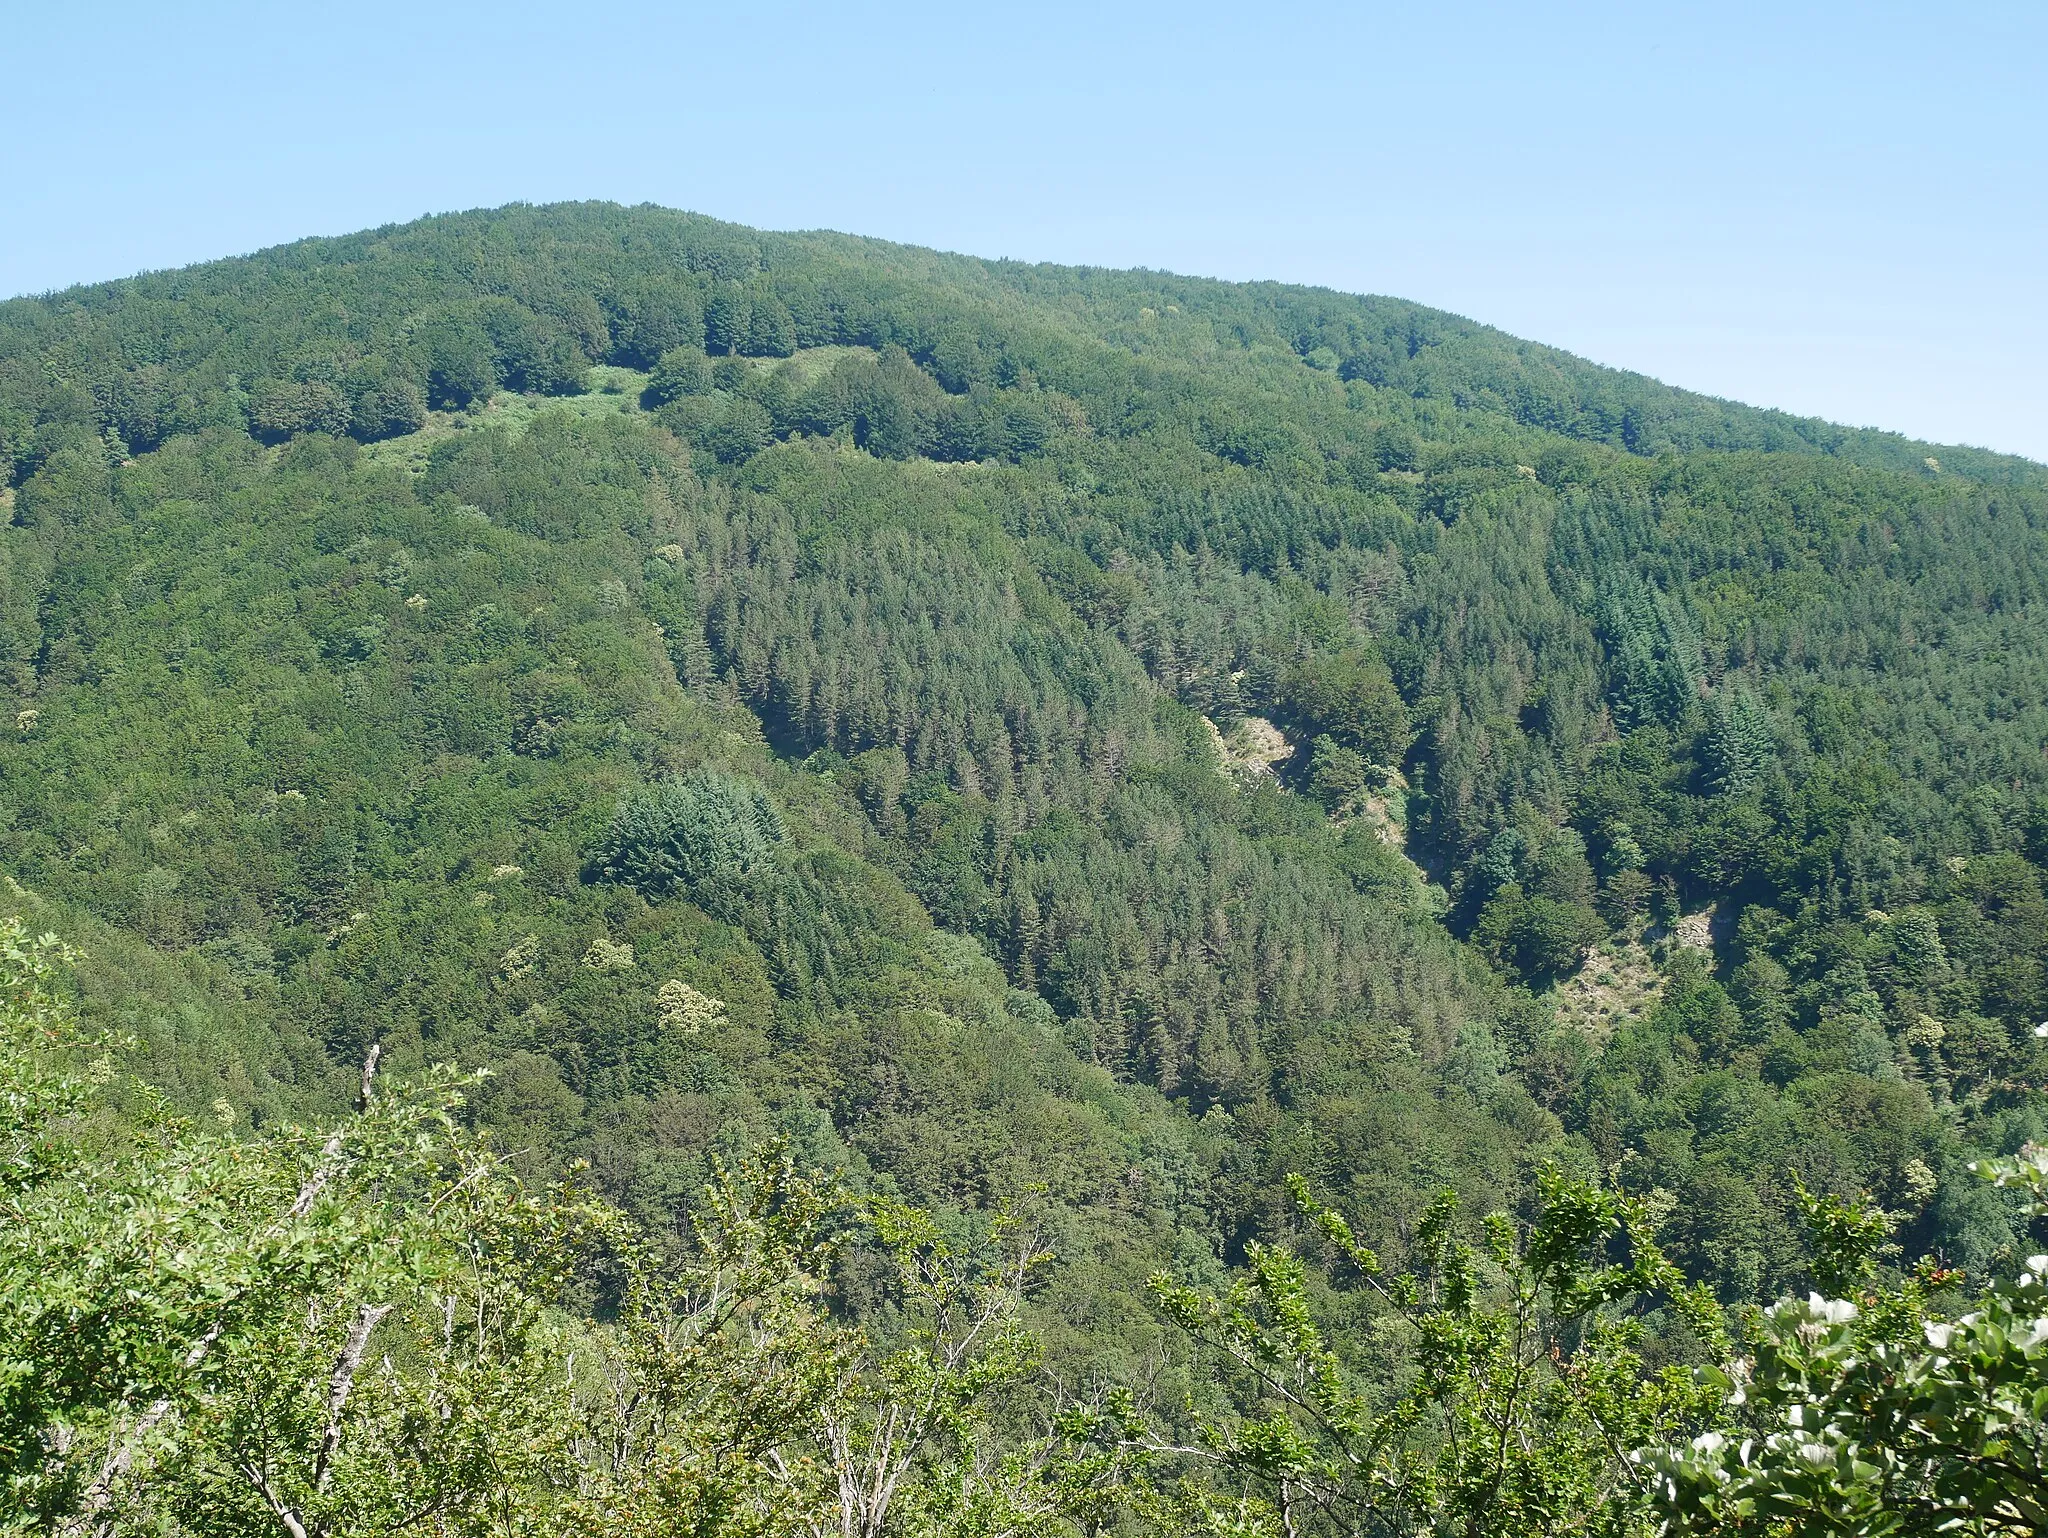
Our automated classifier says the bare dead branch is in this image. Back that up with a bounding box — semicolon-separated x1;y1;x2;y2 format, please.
240;1462;310;1538
314;1302;393;1495
357;1041;382;1113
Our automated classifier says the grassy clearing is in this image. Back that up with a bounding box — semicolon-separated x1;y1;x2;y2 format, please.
358;349;878;476
360;368;651;475
733;344;873;386
1550;936;1665;1042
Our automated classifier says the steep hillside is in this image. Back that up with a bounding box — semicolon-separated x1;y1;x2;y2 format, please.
2;202;2044;1320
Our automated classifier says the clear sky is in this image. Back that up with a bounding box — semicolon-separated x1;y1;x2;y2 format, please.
5;1;2041;459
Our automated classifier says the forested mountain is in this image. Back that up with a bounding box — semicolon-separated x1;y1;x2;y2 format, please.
2;202;2046;1534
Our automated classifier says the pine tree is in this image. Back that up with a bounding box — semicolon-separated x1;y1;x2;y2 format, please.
1705;685;1774;795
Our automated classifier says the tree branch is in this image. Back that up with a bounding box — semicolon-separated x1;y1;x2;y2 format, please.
240;1462;310;1538
357;1041;382;1113
313;1302;392;1496
60;1045;385;1533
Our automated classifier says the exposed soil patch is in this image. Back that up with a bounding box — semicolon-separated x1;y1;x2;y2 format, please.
1671;909;1715;950
1209;714;1295;777
1352;769;1410;852
1551;904;1719;1043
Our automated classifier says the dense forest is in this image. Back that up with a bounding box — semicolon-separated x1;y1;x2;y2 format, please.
2;202;2045;1534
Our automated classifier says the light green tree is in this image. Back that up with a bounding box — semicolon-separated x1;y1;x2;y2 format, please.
0;920;1119;1538
1644;1153;2048;1536
1145;1168;1728;1538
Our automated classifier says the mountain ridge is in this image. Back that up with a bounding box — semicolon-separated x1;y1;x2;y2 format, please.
5;200;2039;486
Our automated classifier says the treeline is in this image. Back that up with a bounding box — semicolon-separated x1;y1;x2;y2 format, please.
6;201;2042;485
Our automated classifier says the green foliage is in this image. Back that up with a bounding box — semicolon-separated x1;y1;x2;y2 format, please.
1473;882;1602;983
592;770;785;911
7;926;2048;1533
1145;1167;1726;1537
249;380;353;443
1601;577;1704;732
0;935;1124;1537
603;277;705;371
704;284;749;357
1277;644;1408;766
644;345;711;405
1646;1149;2048;1535
482;296;592;396
1305;734;1368;809
0;203;2043;1503
0;916;100;1191
1;958;584;1532
659;390;775;464
1702;687;1774;799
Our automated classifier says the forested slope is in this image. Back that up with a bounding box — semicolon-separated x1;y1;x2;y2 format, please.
1;200;2044;1338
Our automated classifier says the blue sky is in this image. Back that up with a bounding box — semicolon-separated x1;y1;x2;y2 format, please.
6;1;2041;458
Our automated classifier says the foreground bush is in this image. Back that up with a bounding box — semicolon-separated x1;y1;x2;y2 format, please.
7;919;2044;1537
0;919;1120;1538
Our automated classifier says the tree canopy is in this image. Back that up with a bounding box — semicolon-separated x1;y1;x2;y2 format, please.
1;202;2045;1534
